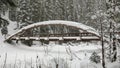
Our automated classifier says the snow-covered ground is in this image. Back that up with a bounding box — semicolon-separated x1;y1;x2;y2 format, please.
0;42;102;68
0;20;120;68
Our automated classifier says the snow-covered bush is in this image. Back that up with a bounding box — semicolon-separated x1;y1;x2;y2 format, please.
1;26;8;35
90;52;101;63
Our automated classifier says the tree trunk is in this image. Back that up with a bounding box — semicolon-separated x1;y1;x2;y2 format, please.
101;22;106;68
107;0;117;62
111;38;117;62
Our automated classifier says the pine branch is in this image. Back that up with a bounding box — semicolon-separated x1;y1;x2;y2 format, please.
1;0;16;7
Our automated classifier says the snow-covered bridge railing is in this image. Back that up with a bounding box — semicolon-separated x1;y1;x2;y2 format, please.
9;33;100;41
5;20;100;46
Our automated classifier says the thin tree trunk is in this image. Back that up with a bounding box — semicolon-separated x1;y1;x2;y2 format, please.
100;20;106;68
109;22;112;61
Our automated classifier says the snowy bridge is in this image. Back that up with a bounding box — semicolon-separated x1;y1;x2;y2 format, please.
5;20;100;45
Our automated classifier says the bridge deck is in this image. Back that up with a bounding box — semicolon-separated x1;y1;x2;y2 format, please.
11;36;100;41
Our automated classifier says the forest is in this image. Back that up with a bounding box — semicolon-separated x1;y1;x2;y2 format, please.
0;0;120;68
1;0;115;29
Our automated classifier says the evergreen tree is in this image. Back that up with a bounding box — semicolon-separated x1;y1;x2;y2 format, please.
29;0;40;22
90;52;101;63
16;0;41;28
106;0;120;62
17;0;32;28
0;0;16;27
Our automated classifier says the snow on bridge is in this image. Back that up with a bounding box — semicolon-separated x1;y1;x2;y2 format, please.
5;20;100;45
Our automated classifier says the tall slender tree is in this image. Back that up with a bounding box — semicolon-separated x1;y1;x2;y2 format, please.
106;0;120;62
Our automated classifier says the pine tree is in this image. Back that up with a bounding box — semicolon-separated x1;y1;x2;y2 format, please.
29;0;40;22
106;0;120;62
17;0;32;28
90;52;101;63
0;0;16;27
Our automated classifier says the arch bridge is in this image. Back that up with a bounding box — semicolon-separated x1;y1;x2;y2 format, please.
5;20;100;45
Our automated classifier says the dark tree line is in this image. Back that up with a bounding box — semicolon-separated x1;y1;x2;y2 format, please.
7;0;107;29
0;0;16;27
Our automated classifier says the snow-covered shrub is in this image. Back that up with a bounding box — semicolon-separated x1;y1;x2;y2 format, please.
90;52;101;63
1;26;8;35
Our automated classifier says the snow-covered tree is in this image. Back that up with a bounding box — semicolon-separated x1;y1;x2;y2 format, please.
29;0;40;22
106;0;120;62
0;0;16;27
16;0;32;28
90;52;101;63
16;0;42;28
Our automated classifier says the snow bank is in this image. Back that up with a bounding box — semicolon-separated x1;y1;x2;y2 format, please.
0;42;101;65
